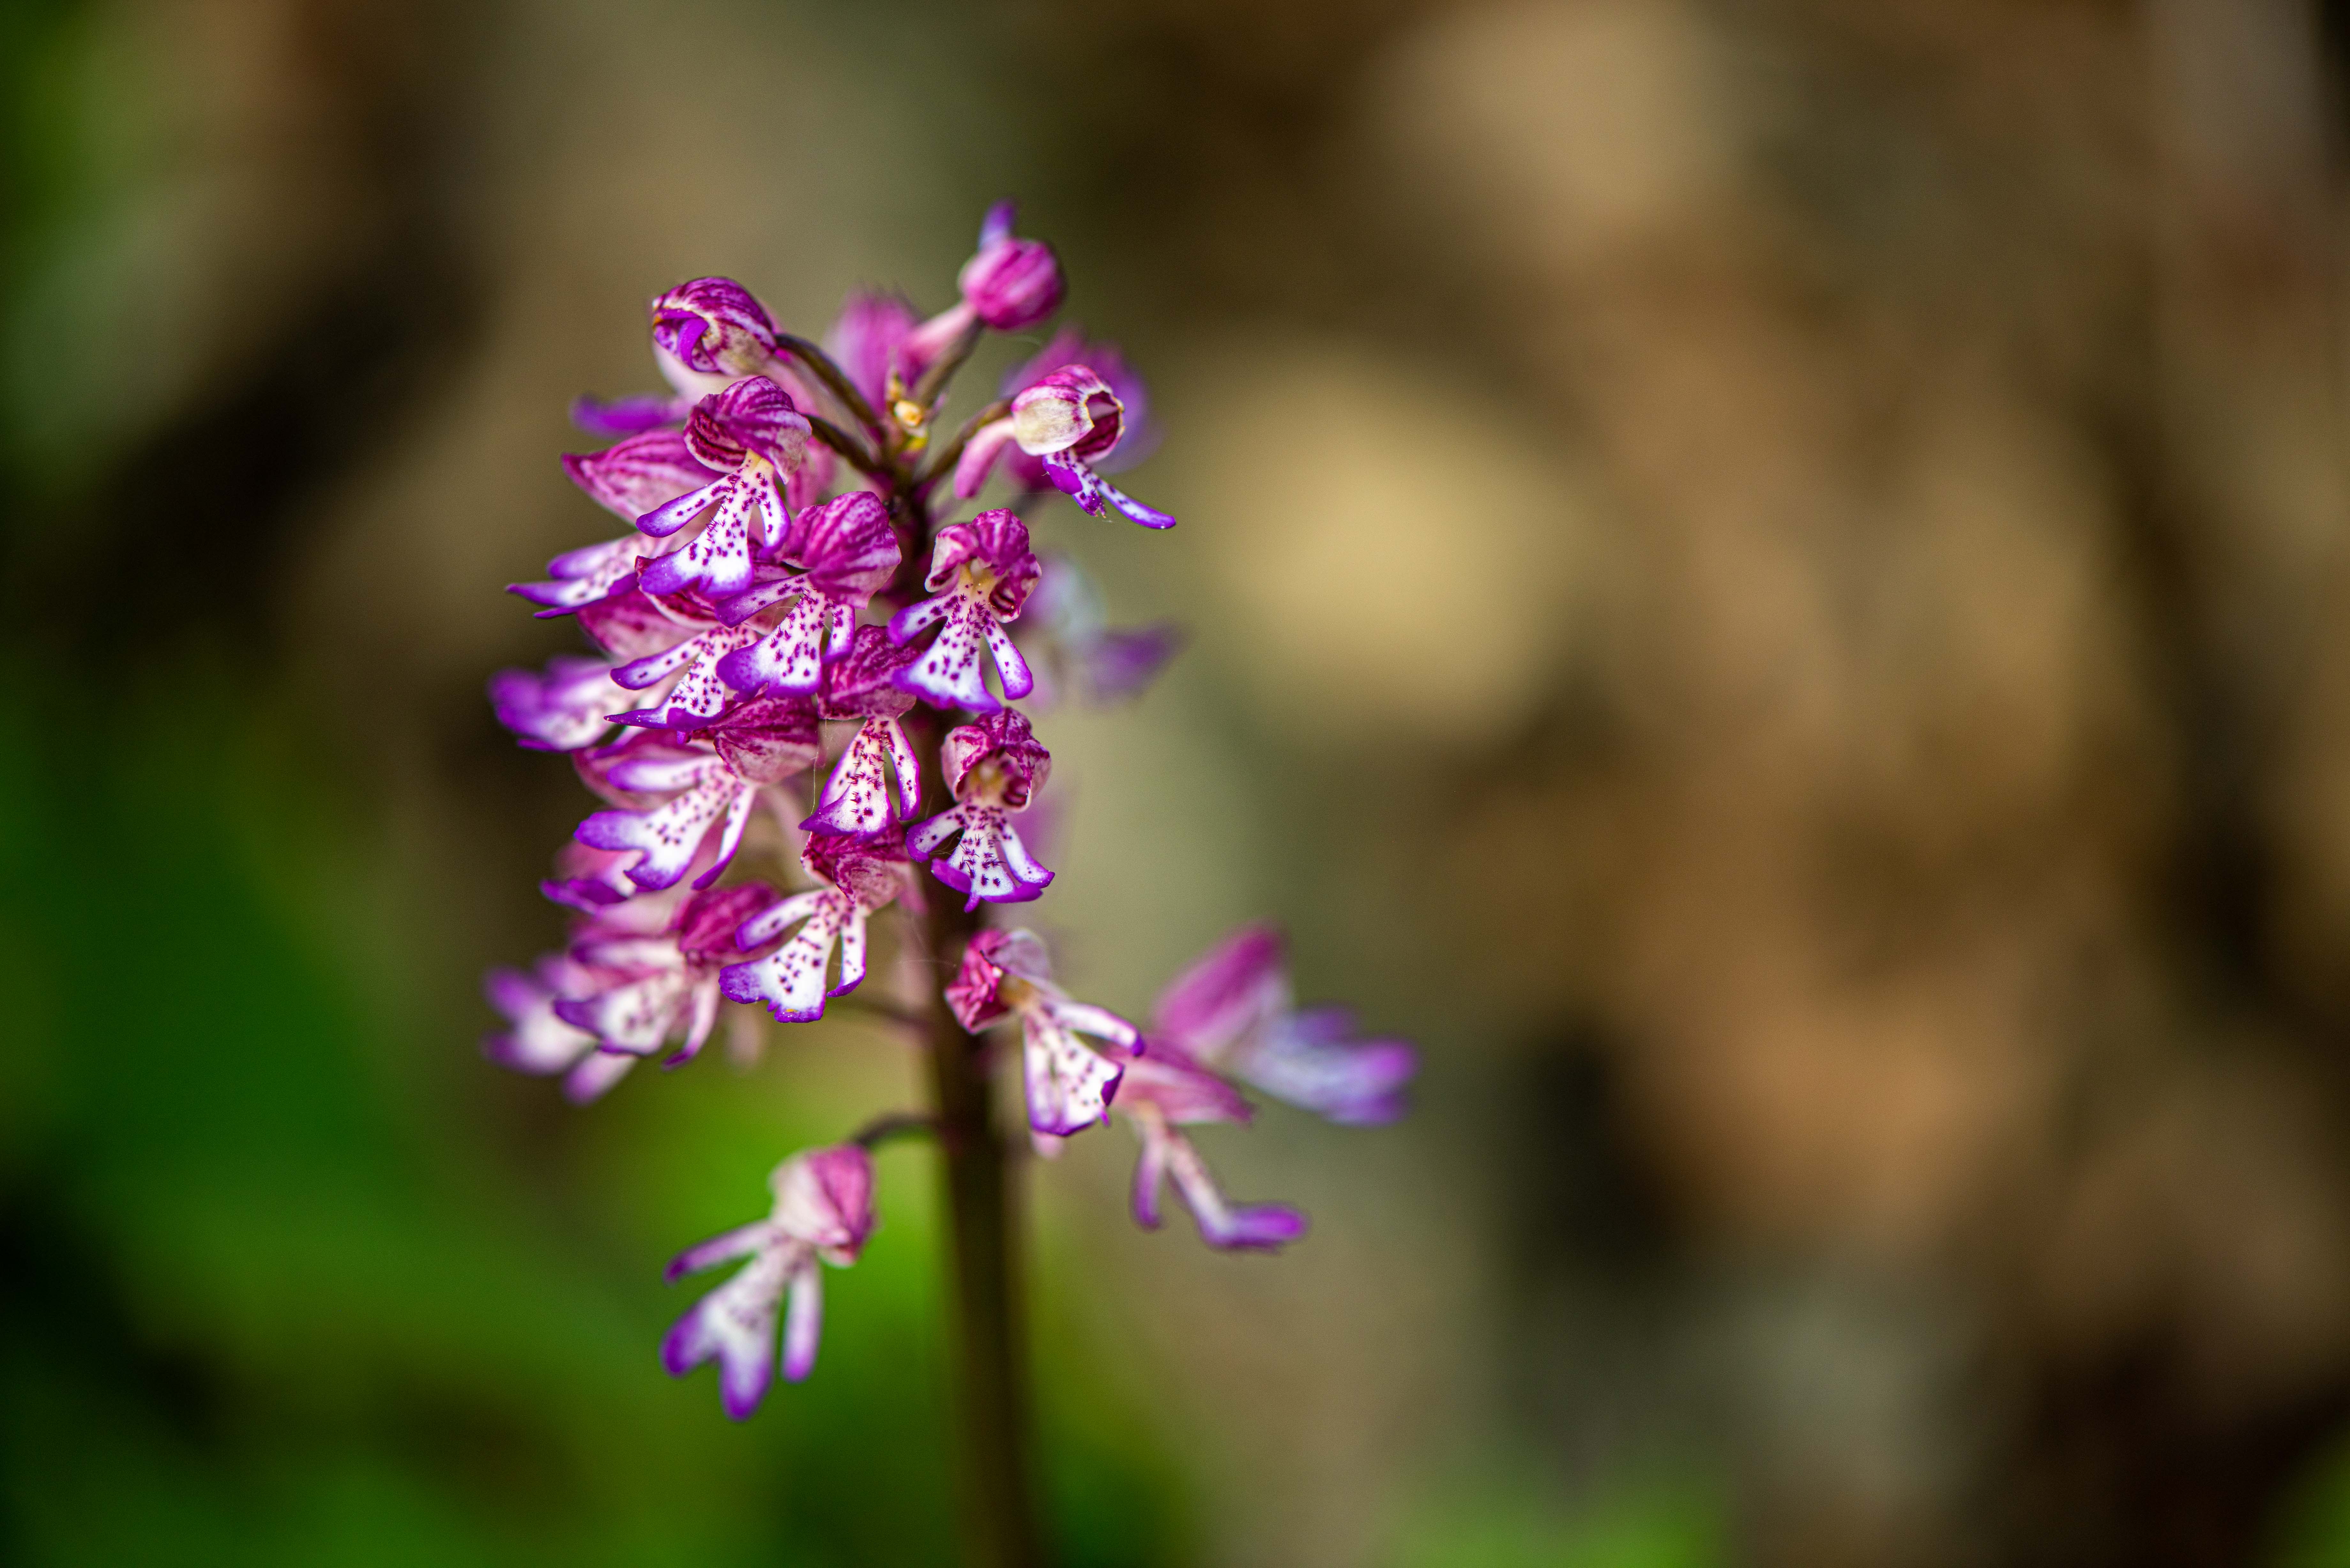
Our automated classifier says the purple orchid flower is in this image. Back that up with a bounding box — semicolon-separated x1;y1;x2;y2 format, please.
985;330;1160;496
573;703;819;891
946;928;1135;1135
907;708;1053;909
663;1144;877;1419
1014;552;1183;708
826;291;928;414
803;626;924;837
711;491;903;700
720;831;915;1024
887;509;1041;712
482;954;640;1104
632;378;812;602
953;365;1174;529
904;201;1065;369
489;654;637;752
1154;924;1418;1125
551;882;784;1068
1114;1040;1308;1251
573;277;786;435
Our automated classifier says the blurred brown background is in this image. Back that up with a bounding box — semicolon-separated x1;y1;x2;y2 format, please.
8;0;2350;1564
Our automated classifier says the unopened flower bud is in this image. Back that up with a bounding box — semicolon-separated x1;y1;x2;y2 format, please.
958;202;1065;331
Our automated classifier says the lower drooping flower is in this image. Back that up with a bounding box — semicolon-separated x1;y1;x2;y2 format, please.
907;708;1052;908
1152;924;1418;1125
947;928;1134;1135
663;1145;877;1419
574;705;819;892
887;509;1040;712
554;882;783;1067
720;832;913;1023
1115;1040;1307;1251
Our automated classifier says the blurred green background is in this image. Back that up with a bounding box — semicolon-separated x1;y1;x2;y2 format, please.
9;0;2350;1564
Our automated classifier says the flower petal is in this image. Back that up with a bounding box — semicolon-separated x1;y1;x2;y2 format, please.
576;770;742;891
781;1267;824;1383
803;719;908;836
716;590;828;697
564;429;719;520
1164;1132;1306;1251
1023;1015;1123;1135
720;898;845;1023
662;1245;792;1420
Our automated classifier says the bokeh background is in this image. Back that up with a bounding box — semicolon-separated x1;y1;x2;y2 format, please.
8;0;2350;1563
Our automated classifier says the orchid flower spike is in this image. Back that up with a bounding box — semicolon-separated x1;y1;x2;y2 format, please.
1154;924;1419;1125
720;831;914;1023
907;709;1053;909
954;366;1174;529
887;510;1041;712
663;1145;877;1418
946;928;1136;1135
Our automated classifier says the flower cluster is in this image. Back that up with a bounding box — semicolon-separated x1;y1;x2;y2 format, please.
483;203;1415;1420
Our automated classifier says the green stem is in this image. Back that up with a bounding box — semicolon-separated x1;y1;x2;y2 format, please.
909;753;1044;1568
777;331;887;434
892;403;1045;1561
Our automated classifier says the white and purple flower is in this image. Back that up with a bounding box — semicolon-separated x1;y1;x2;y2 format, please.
887;509;1040;712
573;702;820;892
489;654;636;752
946;928;1134;1136
720;831;915;1024
908;708;1053;909
1115;1040;1307;1252
954;365;1174;530
1154;924;1418;1125
573;276;785;435
711;491;903;699
663;1145;877;1419
803;627;924;837
550;882;784;1068
633;378;813;602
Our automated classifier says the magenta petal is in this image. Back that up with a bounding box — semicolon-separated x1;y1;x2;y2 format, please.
572;392;688;436
781;1270;823;1383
